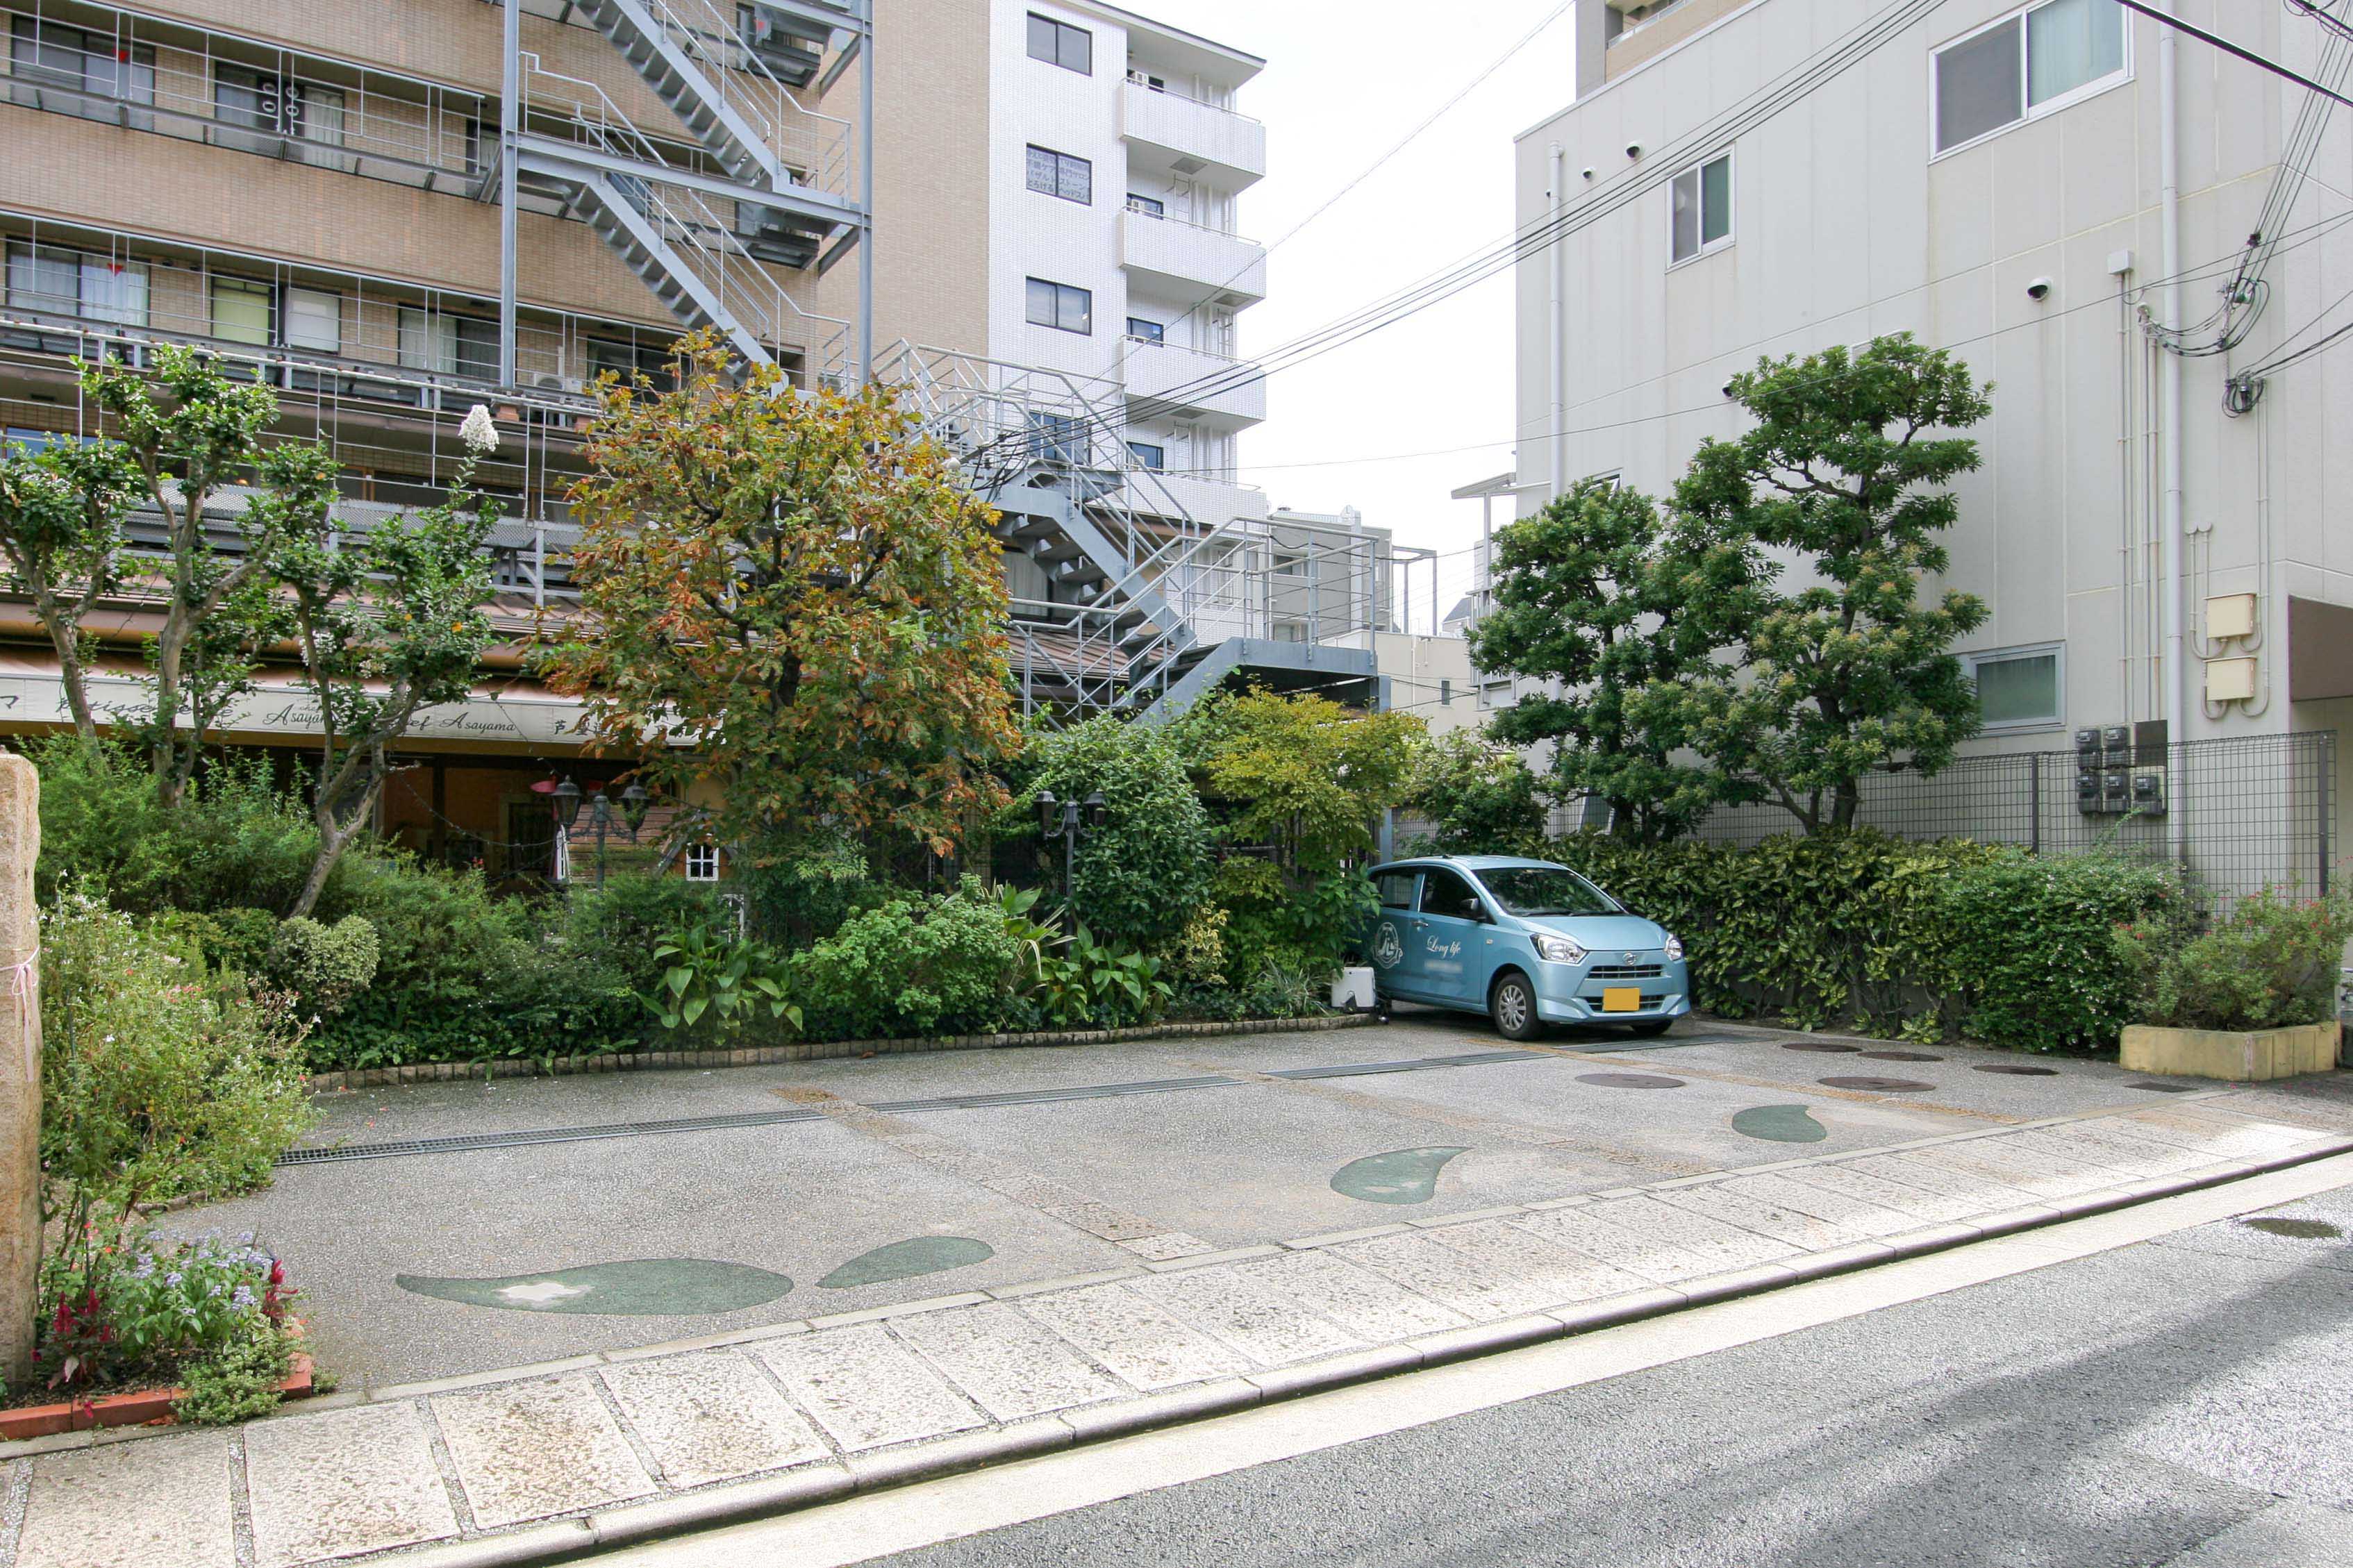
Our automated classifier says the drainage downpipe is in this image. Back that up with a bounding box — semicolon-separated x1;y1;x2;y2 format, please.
2158;6;2187;858
1549;140;1568;500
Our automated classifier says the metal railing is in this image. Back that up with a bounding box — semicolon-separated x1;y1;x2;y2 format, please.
520;58;853;379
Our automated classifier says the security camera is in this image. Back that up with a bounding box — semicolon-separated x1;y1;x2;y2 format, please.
1722;381;1736;398
1625;142;1642;159
2026;276;2053;302
1581;167;1594;180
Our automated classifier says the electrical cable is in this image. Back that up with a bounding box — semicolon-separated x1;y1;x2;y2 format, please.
2113;0;2353;108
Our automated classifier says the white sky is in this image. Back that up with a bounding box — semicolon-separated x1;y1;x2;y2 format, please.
1140;0;1581;630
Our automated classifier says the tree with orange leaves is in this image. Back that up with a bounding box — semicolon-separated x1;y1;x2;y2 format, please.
542;334;1019;862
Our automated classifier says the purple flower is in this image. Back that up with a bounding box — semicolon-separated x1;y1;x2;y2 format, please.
164;1271;183;1287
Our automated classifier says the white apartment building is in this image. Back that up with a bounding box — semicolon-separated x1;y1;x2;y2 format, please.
1507;0;2352;870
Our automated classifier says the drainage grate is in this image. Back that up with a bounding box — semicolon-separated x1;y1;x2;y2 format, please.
274;1107;830;1167
867;1076;1246;1112
1269;1049;1547;1081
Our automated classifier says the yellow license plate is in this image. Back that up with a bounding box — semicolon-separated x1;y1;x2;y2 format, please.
1601;987;1642;1014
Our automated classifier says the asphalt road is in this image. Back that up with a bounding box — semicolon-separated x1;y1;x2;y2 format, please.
851;1182;2353;1568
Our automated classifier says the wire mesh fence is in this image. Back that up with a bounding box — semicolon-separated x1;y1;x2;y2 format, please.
1690;731;2338;908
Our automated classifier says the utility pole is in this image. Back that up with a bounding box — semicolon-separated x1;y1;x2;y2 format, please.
498;0;519;389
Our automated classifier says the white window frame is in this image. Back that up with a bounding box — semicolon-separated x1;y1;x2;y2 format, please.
282;285;341;353
1024;12;1092;74
1666;152;1733;268
684;842;720;882
1962;640;2066;732
1024;276;1092;335
1929;0;2132;162
1023;144;1092;205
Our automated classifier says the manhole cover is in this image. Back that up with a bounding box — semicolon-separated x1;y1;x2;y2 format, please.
2127;1081;2198;1092
1577;1073;1687;1090
1861;1050;1943;1062
1973;1063;2059;1076
1818;1076;1934;1092
1781;1042;1860;1053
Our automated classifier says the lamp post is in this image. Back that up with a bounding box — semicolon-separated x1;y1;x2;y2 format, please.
1036;789;1108;926
551;777;647;888
551;776;583;884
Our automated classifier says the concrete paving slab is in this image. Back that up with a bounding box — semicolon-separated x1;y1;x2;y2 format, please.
1578;1194;1800;1272
1229;1249;1470;1342
1018;1283;1257;1390
597;1351;828;1488
890;1302;1129;1422
1419;1217;1653;1306
243;1401;460;1568
1652;1182;1872;1251
429;1374;656;1529
1504;1203;1720;1285
1713;1170;1921;1238
751;1324;981;1453
1769;1160;1995;1226
17;1429;233;1568
1839;1150;2046;1210
1329;1230;1572;1323
1901;1137;2109;1199
1125;1265;1367;1367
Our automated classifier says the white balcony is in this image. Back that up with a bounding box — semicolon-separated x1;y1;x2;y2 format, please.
1121;76;1265;188
1120;208;1267;306
1119;470;1270;529
1120;336;1265;426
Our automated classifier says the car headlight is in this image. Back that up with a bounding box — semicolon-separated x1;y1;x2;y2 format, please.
1534;934;1588;965
1663;933;1685;962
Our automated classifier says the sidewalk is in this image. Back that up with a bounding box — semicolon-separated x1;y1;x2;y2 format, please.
7;1084;2349;1568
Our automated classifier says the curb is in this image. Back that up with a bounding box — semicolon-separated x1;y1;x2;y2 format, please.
304;1012;1386;1093
350;1129;2353;1568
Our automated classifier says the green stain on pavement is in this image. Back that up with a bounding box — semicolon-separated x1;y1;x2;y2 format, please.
396;1259;792;1316
820;1237;994;1290
1331;1146;1467;1205
1731;1104;1827;1144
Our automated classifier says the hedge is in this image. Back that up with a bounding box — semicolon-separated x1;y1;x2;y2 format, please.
1545;831;2180;1051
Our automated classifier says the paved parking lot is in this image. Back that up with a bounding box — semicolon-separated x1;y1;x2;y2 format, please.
188;1011;2238;1387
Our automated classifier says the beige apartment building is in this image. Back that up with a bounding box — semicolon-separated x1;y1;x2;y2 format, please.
0;0;1392;880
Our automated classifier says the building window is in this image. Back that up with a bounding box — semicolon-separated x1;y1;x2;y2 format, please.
1126;441;1165;470
1934;0;2127;155
213;64;347;162
282;286;340;353
1669;153;1731;264
684;843;720;882
1028;411;1085;464
397;308;498;381
9;19;156;122
1026;12;1092;74
4;243;147;328
209;276;273;346
1272;551;1306;578
1024;144;1092;204
1964;644;2063;729
1024;276;1092;335
589;337;676;390
1125;193;1165;218
1127;317;1164;342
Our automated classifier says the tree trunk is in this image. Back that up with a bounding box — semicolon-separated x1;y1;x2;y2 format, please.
1831;780;1861;831
47;626;94;740
291;748;383;918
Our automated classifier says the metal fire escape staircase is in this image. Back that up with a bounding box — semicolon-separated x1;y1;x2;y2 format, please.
497;0;865;379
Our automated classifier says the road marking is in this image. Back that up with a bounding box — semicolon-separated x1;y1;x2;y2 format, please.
595;1151;2353;1568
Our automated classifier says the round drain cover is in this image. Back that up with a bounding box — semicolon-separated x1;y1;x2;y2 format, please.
1577;1073;1686;1090
1818;1076;1934;1092
2126;1080;2197;1092
1781;1042;1860;1053
1973;1063;2059;1076
1861;1050;1943;1062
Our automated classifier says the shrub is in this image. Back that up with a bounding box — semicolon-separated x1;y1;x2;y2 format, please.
792;876;1024;1039
560;872;731;997
42;892;311;1215
265;915;379;1018
733;834;892;949
145;906;280;977
2115;889;2353;1033
1008;715;1215;947
1032;924;1172;1029
38;1226;295;1402
1404;730;1549;856
33;738;338;915
642;921;799;1042
172;1319;297;1426
1940;851;2182;1049
1545;831;2174;1047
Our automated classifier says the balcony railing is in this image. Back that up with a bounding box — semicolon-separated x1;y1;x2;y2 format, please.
1119;334;1265;425
1120;71;1264;185
1118;208;1267;304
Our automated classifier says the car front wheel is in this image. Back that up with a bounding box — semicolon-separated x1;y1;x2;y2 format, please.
1490;971;1544;1042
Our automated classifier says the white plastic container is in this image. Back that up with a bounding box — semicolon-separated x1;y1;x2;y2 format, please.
1331;966;1378;1012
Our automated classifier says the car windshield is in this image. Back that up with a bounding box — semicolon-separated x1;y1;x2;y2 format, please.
1475;867;1620;918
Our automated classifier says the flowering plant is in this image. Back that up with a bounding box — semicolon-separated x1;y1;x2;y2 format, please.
35;1228;296;1391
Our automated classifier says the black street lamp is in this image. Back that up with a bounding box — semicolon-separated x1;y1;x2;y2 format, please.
1036;789;1109;924
551;776;583;831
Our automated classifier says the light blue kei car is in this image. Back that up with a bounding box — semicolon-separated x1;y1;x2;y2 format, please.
1363;856;1690;1041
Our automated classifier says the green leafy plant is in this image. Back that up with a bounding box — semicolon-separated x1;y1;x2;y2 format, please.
2115;889;2353;1033
1033;924;1172;1029
38;1227;294;1396
1003;712;1215;947
1939;851;2183;1049
791;876;1024;1040
265;915;380;1018
172;1319;297;1426
645;922;801;1037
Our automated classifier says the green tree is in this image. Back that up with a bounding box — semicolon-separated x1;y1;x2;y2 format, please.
79;348;290;807
1467;479;1740;842
1643;335;1991;833
541;334;1020;861
0;438;138;736
258;420;499;917
1402;728;1547;855
1007;712;1213;946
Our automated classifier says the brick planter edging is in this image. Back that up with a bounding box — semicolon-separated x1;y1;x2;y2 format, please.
304;1012;1385;1093
0;1327;314;1440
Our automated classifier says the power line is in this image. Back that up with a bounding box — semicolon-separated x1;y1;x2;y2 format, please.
2113;0;2353;108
